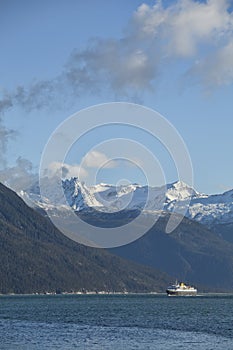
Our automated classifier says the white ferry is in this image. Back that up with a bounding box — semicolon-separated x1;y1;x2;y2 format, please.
166;281;197;296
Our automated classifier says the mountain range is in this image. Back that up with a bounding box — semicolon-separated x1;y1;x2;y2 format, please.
20;177;233;229
0;182;171;294
12;177;233;291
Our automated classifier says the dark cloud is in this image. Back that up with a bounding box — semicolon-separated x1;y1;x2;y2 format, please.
0;119;15;168
0;94;13;114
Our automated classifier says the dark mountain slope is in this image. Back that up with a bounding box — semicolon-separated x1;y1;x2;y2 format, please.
0;183;170;294
109;213;233;291
211;222;233;244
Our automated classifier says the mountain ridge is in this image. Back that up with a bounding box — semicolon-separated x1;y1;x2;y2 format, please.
0;182;171;294
2;181;233;292
20;177;233;228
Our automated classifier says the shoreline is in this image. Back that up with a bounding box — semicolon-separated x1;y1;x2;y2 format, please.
1;291;233;297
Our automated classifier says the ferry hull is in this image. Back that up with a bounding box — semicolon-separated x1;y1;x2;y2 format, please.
166;289;197;296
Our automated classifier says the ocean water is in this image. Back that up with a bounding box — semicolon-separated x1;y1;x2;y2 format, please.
0;294;233;349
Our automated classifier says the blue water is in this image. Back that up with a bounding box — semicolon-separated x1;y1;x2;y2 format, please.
0;294;233;349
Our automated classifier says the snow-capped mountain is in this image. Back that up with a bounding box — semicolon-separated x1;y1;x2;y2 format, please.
18;177;233;227
186;189;233;226
63;178;198;213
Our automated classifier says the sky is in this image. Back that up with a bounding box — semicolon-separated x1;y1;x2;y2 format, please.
0;0;233;194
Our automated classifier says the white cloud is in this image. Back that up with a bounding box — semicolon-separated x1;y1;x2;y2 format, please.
43;152;118;182
45;161;88;179
1;0;233;112
0;157;37;191
29;0;233;95
133;0;232;56
188;39;233;88
81;151;118;169
131;0;233;89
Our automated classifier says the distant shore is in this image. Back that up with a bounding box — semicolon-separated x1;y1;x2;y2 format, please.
1;291;233;297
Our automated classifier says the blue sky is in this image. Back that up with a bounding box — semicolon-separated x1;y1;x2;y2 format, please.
0;0;233;194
